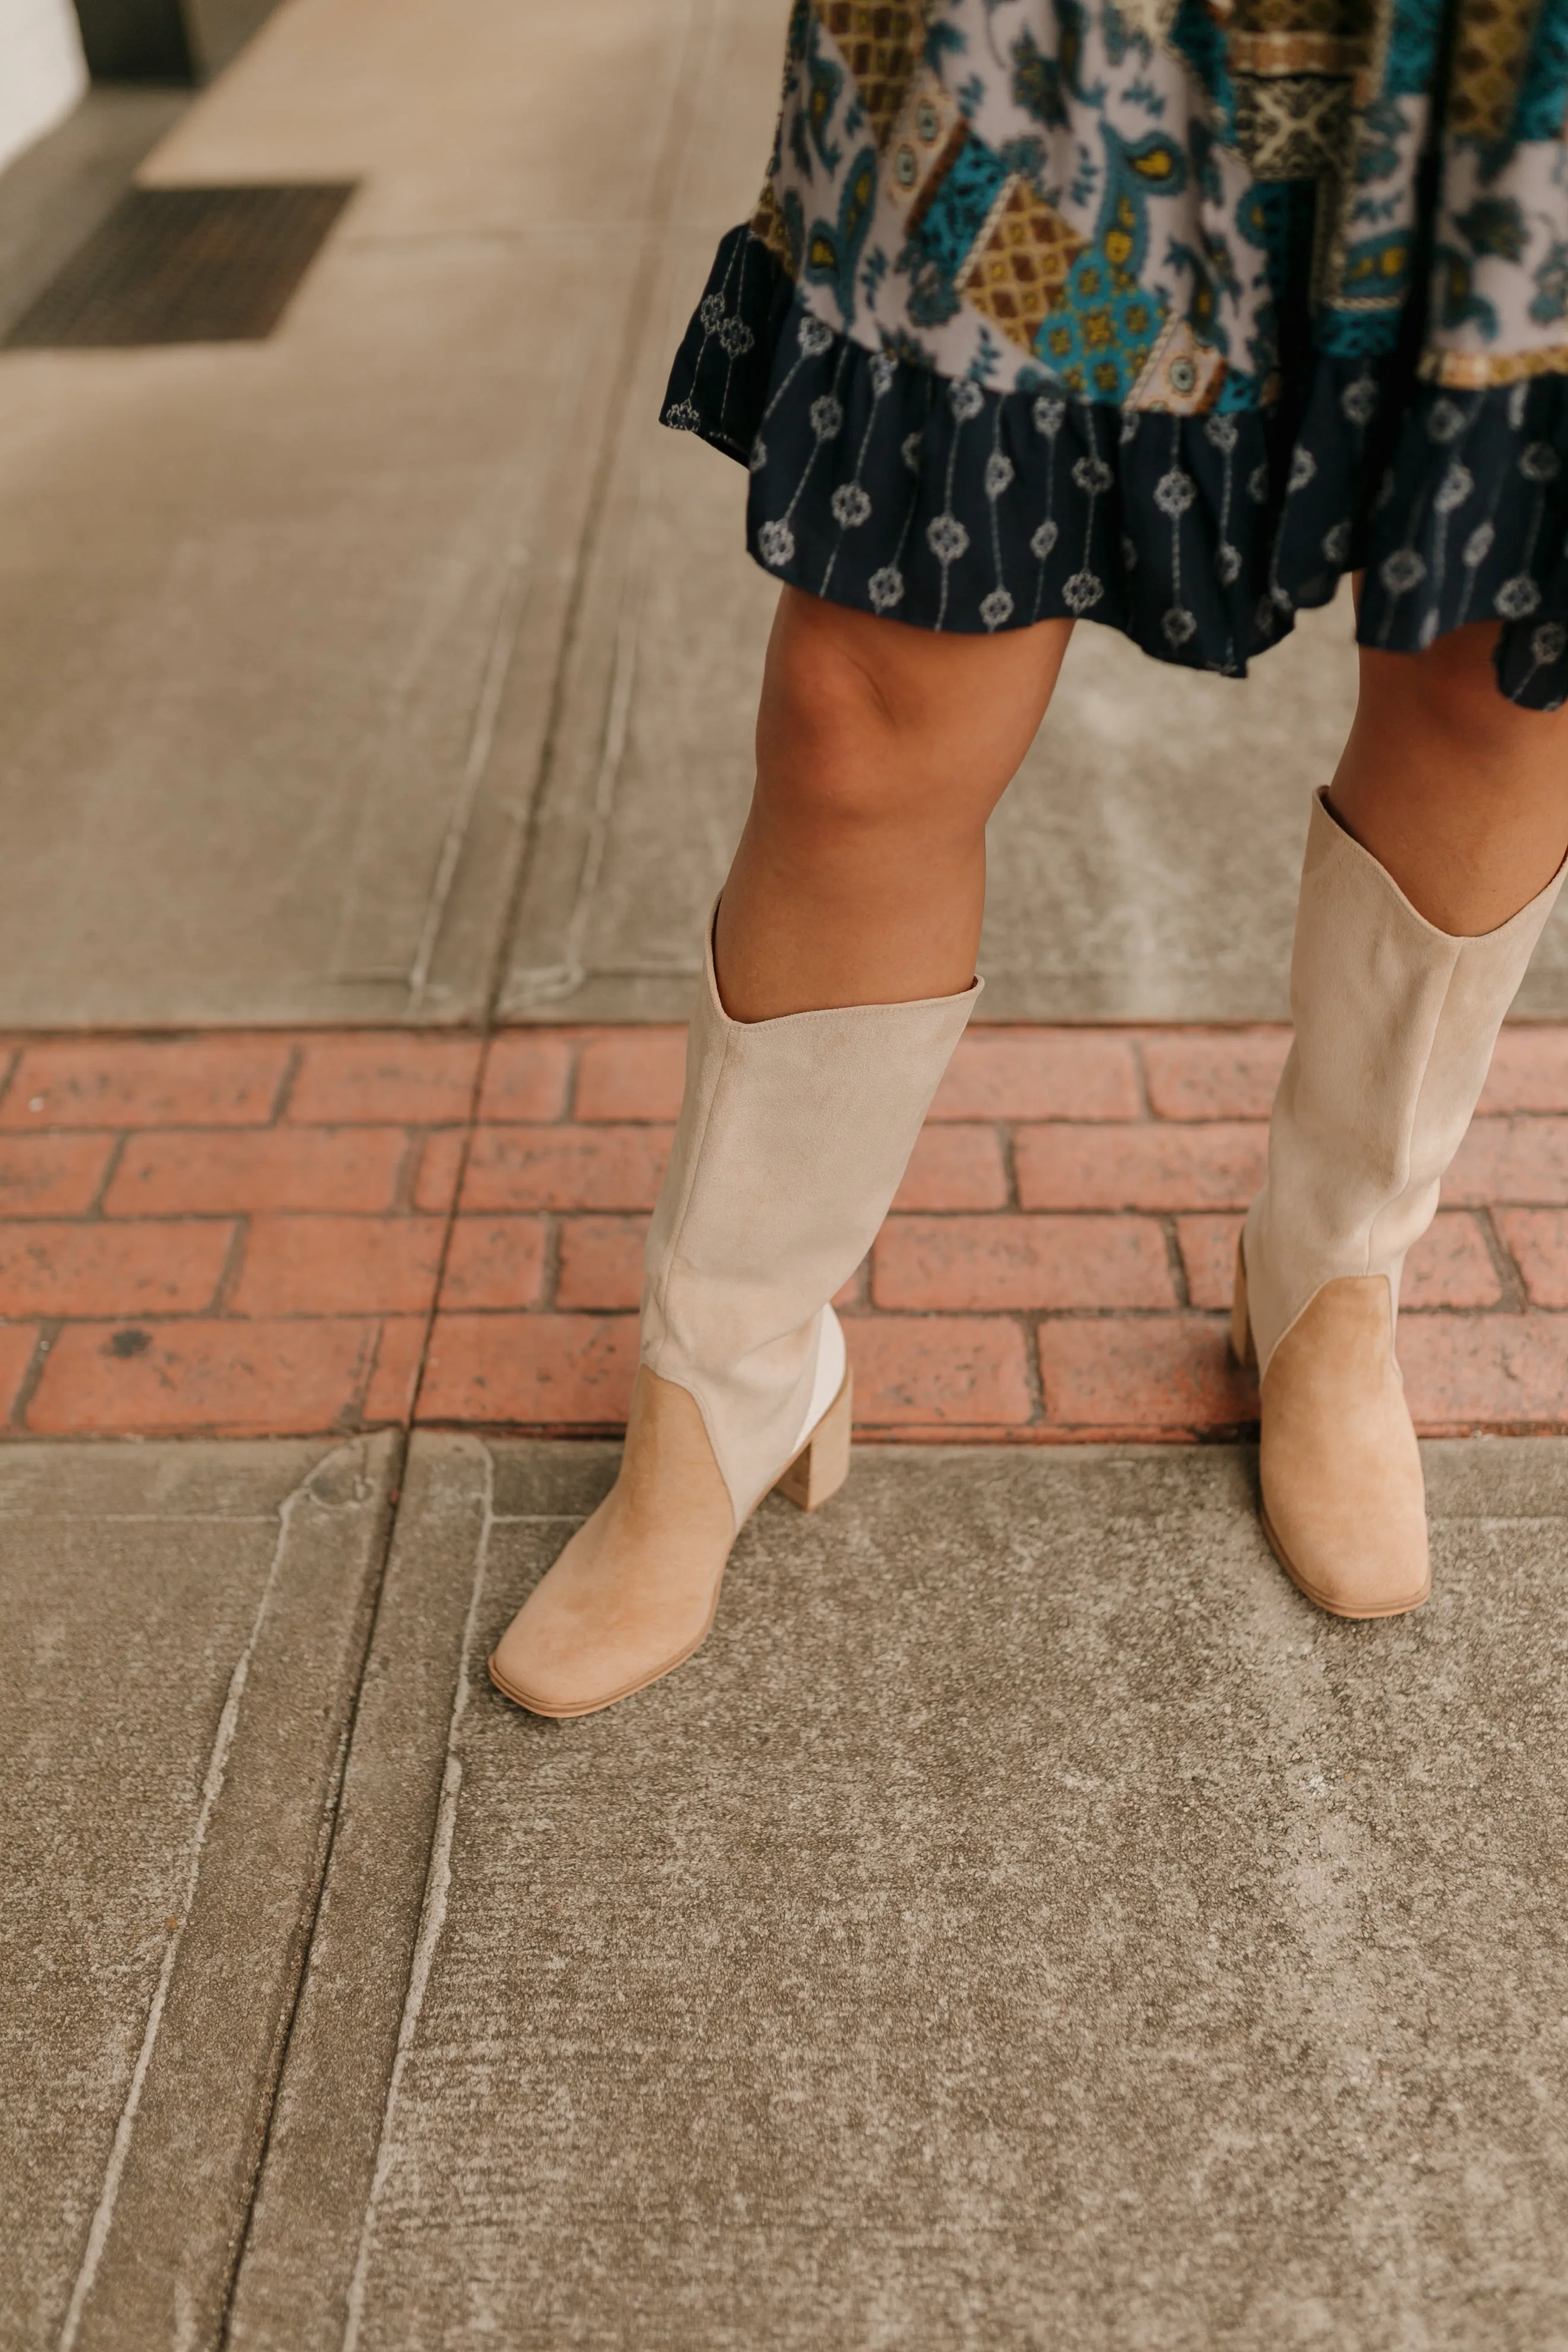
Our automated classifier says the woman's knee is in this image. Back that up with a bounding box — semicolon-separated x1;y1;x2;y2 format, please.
754;586;1067;835
1359;624;1541;755
757;605;903;823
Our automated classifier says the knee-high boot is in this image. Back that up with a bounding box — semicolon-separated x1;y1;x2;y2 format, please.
1234;790;1564;1616
489;919;979;1714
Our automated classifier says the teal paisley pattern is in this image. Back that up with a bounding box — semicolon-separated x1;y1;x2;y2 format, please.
663;0;1568;702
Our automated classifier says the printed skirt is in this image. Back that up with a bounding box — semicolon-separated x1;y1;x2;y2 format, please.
661;0;1568;704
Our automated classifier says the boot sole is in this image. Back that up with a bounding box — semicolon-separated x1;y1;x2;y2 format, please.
486;1370;854;1719
1259;1500;1430;1620
1235;1239;1429;1620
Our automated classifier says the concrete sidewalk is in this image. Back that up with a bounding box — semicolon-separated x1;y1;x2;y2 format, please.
4;0;1568;2345
10;1436;1568;2348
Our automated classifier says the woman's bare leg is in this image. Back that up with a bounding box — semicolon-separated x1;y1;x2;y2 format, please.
1330;623;1568;931
489;589;1072;1715
716;589;1073;1019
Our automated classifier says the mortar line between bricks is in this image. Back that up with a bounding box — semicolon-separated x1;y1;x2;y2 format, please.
210;1219;250;1316
1161;1213;1193;1309
269;1044;304;1124
1019;1311;1048;1426
87;1133;127;1222
998;1121;1020;1212
1127;1033;1155;1119
1476;1204;1529;1311
390;1130;423;1219
540;1212;564;1312
9;1321;60;1430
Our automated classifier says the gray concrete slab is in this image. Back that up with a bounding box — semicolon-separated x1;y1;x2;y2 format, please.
0;1433;398;2352
232;1433;1568;2350
0;0;722;1027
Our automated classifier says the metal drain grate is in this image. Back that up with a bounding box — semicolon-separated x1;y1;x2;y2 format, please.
4;183;357;349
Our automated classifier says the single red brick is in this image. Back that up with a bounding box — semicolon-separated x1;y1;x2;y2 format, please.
575;1030;688;1121
0;1220;233;1317
1037;1316;1257;1433
477;1033;576;1123
362;1317;428;1424
557;1215;647;1311
1139;1029;1291;1121
1446;1117;1568;1205
0;1037;290;1130
0;1134;116;1217
1399;1314;1568;1431
1495;1209;1568;1307
106;1128;408;1217
873;1213;1174;1311
26;1317;378;1436
418;1312;640;1425
1404;1213;1503;1309
930;1030;1140;1121
230;1215;445;1316
287;1035;480;1126
461;1126;671;1213
846;1316;1033;1428
891;1124;1008;1211
1177;1210;1502;1312
1479;1028;1568;1115
1016;1121;1266;1212
0;1323;40;1421
438;1216;549;1311
412;1128;468;1214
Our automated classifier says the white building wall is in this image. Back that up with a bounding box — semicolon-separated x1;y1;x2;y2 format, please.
0;0;87;177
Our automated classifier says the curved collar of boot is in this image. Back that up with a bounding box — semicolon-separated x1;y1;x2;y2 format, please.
703;898;984;1028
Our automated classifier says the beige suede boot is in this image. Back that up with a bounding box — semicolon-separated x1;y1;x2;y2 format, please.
1234;790;1564;1617
489;921;979;1716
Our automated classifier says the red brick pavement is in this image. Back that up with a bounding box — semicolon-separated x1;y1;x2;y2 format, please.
0;1025;1565;1440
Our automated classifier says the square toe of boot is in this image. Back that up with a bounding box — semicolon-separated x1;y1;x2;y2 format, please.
486;1582;716;1716
486;1630;697;1718
1259;1504;1430;1618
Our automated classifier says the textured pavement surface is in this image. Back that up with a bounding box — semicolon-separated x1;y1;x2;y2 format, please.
233;1437;1568;2350
1;1024;1567;1442
1;1435;398;2352
6;0;1568;2341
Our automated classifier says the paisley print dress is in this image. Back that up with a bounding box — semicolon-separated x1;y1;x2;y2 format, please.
662;0;1568;703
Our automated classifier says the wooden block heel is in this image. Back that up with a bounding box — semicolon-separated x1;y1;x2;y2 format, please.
773;1370;853;1512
